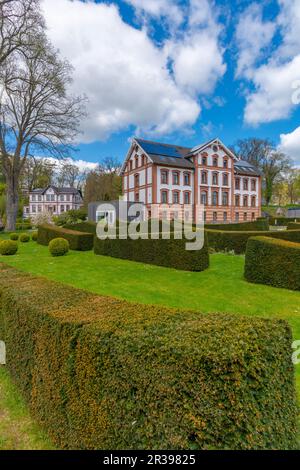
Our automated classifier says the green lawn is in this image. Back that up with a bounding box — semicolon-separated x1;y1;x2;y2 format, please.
0;233;300;448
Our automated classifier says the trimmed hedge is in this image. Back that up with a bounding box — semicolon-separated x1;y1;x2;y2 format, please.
64;221;97;234
244;236;300;291
0;240;18;256
10;233;19;241
205;219;269;231
94;232;209;272
206;228;300;254
49;238;69;257
16;222;32;230
32;231;38;241
269;217;300;226
0;263;297;450
287;222;300;230
19;233;30;243
37;224;93;251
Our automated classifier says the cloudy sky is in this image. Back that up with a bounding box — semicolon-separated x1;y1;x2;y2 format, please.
42;0;300;166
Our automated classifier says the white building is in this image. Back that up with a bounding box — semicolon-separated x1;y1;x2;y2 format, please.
24;185;83;218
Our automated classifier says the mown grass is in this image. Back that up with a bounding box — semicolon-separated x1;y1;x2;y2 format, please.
0;232;299;448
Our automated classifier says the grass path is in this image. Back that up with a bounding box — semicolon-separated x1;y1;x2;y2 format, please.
0;234;299;448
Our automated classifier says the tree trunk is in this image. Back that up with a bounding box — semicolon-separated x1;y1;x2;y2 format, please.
5;175;19;232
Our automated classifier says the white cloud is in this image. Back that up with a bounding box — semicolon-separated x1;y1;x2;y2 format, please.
235;3;276;79
165;0;226;96
241;0;300;125
42;0;200;143
123;0;183;27
38;156;98;173
279;127;300;165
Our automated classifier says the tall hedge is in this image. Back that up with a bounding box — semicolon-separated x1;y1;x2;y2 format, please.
269;217;300;226
94;231;209;272
287;222;300;230
37;224;93;251
205;219;269;231
244;236;300;291
64;221;97;234
0;263;297;450
206;227;300;254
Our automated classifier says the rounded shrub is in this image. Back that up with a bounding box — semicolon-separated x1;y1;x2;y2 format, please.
10;233;19;241
19;233;30;243
49;237;69;257
0;240;18;256
31;232;38;241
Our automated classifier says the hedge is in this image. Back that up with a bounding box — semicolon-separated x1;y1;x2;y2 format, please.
16;222;32;230
287;222;300;230
37;224;93;251
244;236;300;291
0;263;297;450
206;228;300;254
269;217;300;226
205;219;269;231
94;231;209;272
64;221;97;234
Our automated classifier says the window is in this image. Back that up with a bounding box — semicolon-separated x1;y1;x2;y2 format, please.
129;160;133;171
235;195;240;207
201;171;207;184
243;195;248;207
243;178;248;190
161;170;168;184
66;195;70;202
134;191;139;202
161;190;168;204
141;155;146;166
202;156;207;165
223;173;228;186
252;212;255;220
38;205;42;213
53;206;56;213
60;195;64;202
32;195;36;202
46;194;50;202
213;211;218;222
244;212;247;221
223;212;227;222
60;205;65;212
66;205;70;211
251;196;256;207
212;191;218;206
184;172;190;185
134;174;139;187
223;159;228;168
51;194;55;202
184;192;190;204
235;212;239;222
135;156;139;168
173;171;179;185
32;205;36;213
222;192;229;206
213;144;218;152
235;178;240;190
213;156;218;167
173;191;179;204
212;172;218;185
200;191;207;205
251;179;256;191
38;195;42;202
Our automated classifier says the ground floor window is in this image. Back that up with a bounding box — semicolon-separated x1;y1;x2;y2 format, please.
223;212;227;221
243;212;247;221
252;212;255;220
235;212;239;221
213;211;217;222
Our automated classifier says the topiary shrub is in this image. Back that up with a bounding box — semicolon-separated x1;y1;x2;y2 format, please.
38;224;93;251
0;263;297;450
49;237;69;257
31;232;38;241
0;240;18;256
19;233;30;243
10;233;19;241
244;236;300;291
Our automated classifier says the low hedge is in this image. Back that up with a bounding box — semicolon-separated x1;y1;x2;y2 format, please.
287;222;300;230
64;221;97;234
16;222;32;230
206;228;300;254
269;217;300;226
244;236;300;291
205;219;269;231
94;232;209;272
0;263;297;450
37;224;93;251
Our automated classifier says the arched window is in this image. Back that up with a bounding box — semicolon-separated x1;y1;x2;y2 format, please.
235;195;240;207
243;195;248;207
201;171;207;184
212;172;218;185
223;159;228;168
223;173;228;186
161;190;168;204
222;192;229;206
251;196;256;207
213;156;218;167
201;191;208;205
212;191;218;206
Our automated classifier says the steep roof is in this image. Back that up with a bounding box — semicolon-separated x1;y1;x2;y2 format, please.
234;160;261;177
31;185;82;196
135;138;194;169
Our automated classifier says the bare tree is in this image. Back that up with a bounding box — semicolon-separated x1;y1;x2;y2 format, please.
55;160;80;188
0;29;86;230
21;155;56;191
0;0;42;66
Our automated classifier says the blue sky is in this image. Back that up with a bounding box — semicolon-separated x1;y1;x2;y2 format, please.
42;0;300;167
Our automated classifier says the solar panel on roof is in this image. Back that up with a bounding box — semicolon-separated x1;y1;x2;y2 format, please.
138;140;183;158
